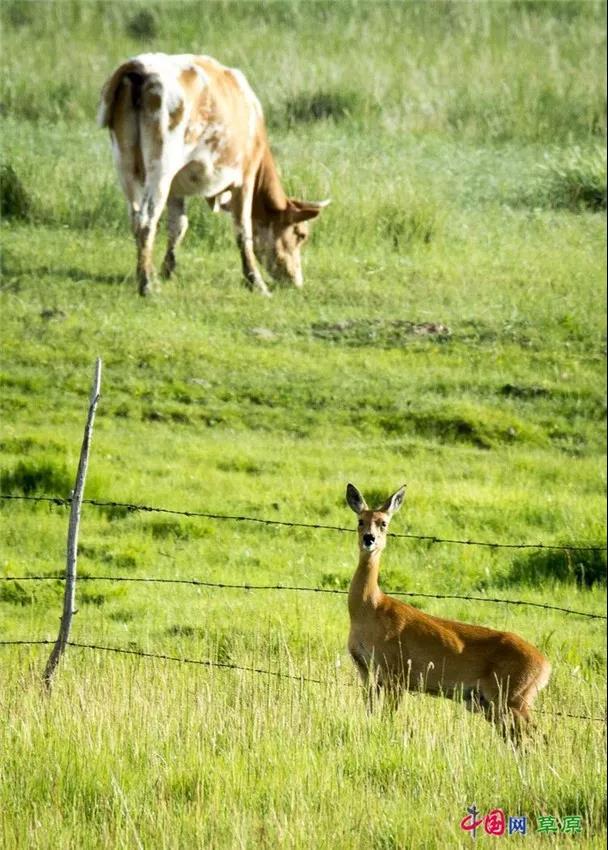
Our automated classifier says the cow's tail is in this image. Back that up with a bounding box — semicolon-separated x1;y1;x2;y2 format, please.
97;60;149;129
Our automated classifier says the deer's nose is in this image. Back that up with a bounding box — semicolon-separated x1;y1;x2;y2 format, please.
363;533;375;547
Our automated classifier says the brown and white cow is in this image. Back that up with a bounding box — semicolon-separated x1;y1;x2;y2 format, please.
99;53;329;296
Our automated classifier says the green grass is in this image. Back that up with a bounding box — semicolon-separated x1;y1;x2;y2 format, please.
1;1;606;848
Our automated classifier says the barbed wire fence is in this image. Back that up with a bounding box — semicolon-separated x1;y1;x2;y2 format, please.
1;359;606;722
0;573;605;620
1;492;605;552
1;639;604;723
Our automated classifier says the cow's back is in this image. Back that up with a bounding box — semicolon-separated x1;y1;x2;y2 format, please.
101;54;262;145
191;56;263;151
100;53;265;192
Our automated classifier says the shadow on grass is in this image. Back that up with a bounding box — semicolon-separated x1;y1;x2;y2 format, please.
2;258;128;290
59;267;130;286
503;547;607;588
0;459;73;496
1;251;128;287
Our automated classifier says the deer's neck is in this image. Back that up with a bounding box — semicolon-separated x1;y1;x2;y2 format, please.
348;550;383;617
252;142;288;222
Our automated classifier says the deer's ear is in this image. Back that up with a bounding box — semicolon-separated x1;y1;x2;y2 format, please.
346;483;367;514
379;485;406;516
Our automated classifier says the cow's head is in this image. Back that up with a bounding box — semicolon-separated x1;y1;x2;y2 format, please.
253;199;330;287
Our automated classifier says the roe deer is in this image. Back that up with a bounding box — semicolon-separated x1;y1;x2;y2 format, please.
346;483;551;739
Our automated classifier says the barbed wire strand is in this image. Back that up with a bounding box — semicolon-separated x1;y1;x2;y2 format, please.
1;574;605;620
0;639;328;684
1;494;605;553
0;639;604;723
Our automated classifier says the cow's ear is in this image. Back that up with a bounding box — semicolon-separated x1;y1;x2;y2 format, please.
282;199;330;224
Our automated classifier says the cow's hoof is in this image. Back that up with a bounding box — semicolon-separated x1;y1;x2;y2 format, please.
244;272;272;297
247;284;272;297
161;254;175;280
138;270;153;295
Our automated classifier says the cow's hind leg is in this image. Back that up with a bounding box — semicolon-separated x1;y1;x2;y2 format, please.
109;75;145;281
161;196;188;279
135;174;173;296
135;80;180;295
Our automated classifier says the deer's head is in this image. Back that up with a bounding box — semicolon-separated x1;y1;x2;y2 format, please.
346;483;406;555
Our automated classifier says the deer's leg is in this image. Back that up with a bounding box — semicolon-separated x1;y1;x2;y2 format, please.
506;704;532;743
479;678;534;744
351;652;381;713
381;677;403;714
462;687;489;716
161;196;188;279
231;184;271;296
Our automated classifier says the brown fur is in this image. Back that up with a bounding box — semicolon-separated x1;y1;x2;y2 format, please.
99;60;143;129
107;74;146;200
168;101;184;130
346;484;551;740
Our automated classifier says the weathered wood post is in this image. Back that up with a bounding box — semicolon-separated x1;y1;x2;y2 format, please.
43;358;102;690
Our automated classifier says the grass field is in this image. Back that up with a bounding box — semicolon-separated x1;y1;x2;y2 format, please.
1;1;607;848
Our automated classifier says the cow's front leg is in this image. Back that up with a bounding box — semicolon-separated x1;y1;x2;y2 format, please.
237;232;271;296
161;196;188;280
136;226;154;296
231;186;271;297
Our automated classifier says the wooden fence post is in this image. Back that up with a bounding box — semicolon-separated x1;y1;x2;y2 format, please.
43;358;102;690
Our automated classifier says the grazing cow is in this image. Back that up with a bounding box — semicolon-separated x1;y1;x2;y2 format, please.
98;53;329;296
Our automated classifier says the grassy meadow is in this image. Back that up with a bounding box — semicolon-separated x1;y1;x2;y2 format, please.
1;1;607;847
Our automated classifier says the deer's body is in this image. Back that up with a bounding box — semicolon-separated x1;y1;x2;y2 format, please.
346;484;551;738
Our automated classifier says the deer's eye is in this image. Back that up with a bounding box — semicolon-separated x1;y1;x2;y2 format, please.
379;521;387;530
358;519;364;528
